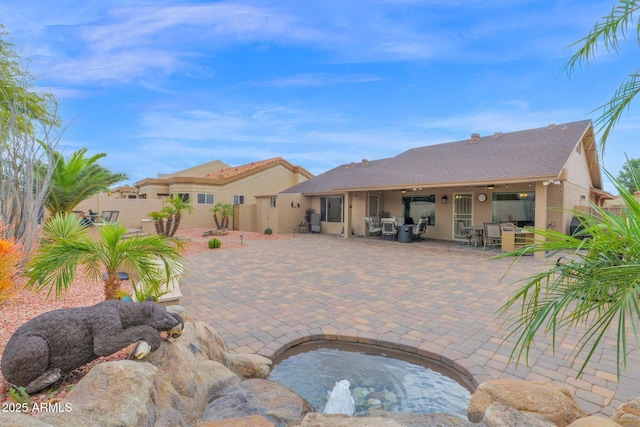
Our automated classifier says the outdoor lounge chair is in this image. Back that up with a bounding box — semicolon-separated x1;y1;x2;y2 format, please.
413;218;427;241
365;217;382;239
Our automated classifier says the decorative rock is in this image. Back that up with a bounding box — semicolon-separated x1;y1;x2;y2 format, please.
196;414;275;426
225;352;272;379
366;410;486;427
218;228;229;236
39;361;174;426
201;378;314;425
167;307;269;380
367;409;482;426
0;412;53;427
468;379;587;426
202;229;218;237
611;398;640;427
367;398;383;409
294;413;404;426
568;415;623;426
484;402;557;426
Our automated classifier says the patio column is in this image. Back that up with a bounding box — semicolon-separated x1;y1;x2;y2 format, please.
343;192;352;239
534;182;548;259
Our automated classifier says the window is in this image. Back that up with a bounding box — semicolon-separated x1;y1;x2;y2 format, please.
320;196;343;222
402;195;436;226
197;193;214;204
233;195;245;205
492;192;535;227
270;197;277;208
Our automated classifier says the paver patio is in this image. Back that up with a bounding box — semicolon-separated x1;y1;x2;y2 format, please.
180;234;640;416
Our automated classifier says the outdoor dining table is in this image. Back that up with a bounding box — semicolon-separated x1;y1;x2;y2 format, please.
466;225;484;247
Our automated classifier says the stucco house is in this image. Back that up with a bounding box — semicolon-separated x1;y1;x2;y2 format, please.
76;157;313;231
277;120;612;245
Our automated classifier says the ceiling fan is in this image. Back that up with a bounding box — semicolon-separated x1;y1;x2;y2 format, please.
474;184;500;190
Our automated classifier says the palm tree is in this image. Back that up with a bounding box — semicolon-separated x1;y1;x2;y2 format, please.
26;214;184;300
499;0;640;380
147;195;194;237
163;195;194;237
211;202;234;229
45;147;127;215
148;210;167;235
498;169;640;377
564;0;640;148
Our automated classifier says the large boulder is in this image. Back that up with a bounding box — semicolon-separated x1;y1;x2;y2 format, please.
294;413;404;426
468;379;587;426
39;361;182;426
201;378;314;426
293;411;480;427
196;415;275;426
0;412;53;427
611;398;640;427
568;415;622;426
166;306;272;379
366;409;482;426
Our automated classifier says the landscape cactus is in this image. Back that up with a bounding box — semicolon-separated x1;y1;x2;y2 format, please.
208;238;222;249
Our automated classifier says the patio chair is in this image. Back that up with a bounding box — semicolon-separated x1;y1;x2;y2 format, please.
87;209;103;224
101;210;119;223
72;211;93;227
484;222;502;250
457;220;475;245
365;217;382;239
381;218;397;241
413;218;427;241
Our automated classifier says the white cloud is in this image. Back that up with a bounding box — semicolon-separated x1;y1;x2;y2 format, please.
259;73;384;88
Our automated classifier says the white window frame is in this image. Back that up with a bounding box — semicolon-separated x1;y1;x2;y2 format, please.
269;197;277;208
197;193;215;204
233;194;245;205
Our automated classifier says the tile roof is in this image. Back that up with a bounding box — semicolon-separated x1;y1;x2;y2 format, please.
206;157;284;179
282;120;595;194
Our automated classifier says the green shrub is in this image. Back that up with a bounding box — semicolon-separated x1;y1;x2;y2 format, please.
208;238;222;249
264;228;273;235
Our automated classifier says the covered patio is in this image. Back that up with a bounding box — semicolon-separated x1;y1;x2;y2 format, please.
278;120;614;255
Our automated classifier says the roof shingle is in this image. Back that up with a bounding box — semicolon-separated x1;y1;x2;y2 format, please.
282;120;594;194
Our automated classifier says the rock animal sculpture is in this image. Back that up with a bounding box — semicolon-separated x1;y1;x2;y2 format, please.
1;300;184;394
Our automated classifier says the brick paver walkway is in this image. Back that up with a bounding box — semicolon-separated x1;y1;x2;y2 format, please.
180;234;640;416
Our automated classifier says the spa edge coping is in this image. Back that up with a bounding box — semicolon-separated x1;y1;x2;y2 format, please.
249;329;484;393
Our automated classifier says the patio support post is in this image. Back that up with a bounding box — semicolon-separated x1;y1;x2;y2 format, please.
534;182;548;259
343;192;352;239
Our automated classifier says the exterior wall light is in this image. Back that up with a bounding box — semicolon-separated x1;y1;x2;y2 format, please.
441;195;448;204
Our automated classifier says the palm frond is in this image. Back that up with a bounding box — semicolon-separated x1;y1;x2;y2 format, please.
564;0;640;73
497;168;640;377
591;72;640;151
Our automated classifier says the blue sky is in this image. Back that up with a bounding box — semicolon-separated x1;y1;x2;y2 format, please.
2;1;638;192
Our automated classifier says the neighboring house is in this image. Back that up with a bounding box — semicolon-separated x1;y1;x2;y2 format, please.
76;157;313;231
278;120;613;247
110;186;139;199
